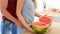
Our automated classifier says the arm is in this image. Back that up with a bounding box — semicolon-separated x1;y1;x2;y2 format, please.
33;0;40;17
33;0;37;9
33;0;41;18
1;0;24;28
16;0;35;32
33;0;42;18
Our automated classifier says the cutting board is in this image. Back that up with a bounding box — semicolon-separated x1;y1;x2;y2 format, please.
23;22;60;34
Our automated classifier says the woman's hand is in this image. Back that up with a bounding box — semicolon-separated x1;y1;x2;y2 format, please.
39;14;52;18
28;25;37;34
24;23;36;33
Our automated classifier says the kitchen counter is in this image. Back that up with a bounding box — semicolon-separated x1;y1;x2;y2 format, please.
23;12;60;34
23;22;60;34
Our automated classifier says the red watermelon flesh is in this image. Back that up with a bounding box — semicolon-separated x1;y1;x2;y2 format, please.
39;16;52;24
33;22;48;28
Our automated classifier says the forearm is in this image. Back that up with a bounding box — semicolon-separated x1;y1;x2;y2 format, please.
16;0;35;32
1;0;24;28
16;13;33;30
16;0;32;30
33;0;37;9
1;10;23;27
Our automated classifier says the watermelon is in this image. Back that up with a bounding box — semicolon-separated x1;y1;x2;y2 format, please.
39;16;52;25
31;22;49;34
31;16;52;34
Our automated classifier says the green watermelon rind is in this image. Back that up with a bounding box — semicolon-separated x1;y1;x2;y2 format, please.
31;25;48;34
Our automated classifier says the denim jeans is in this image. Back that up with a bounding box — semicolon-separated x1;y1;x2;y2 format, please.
1;20;17;34
1;20;26;34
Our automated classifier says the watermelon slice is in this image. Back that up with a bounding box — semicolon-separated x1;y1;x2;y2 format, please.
32;22;49;34
32;22;48;28
39;16;52;24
